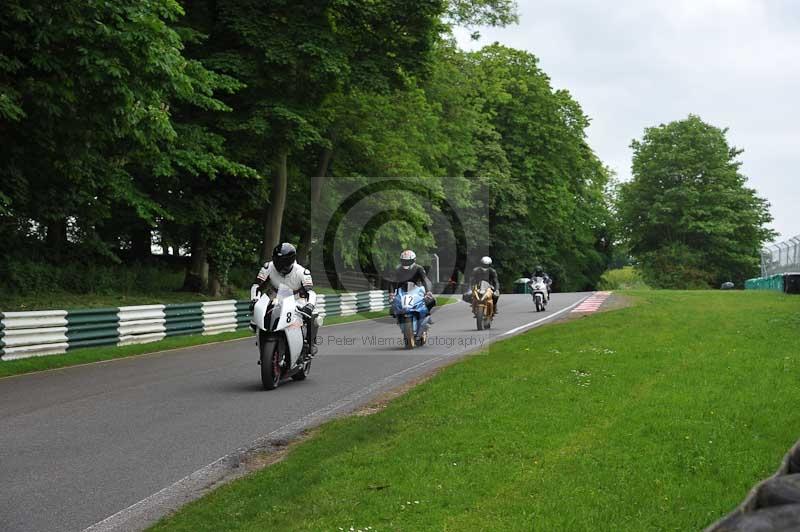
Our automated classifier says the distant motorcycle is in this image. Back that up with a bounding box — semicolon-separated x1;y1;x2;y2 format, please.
252;284;313;390
530;276;549;312
471;280;495;330
392;282;432;349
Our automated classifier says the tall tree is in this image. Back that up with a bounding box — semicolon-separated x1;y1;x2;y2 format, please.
0;0;244;260
181;0;447;263
468;44;612;289
619;115;775;288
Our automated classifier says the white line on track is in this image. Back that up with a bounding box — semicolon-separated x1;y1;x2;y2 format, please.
83;357;444;532
501;295;591;337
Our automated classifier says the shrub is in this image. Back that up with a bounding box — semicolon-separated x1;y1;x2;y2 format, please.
598;266;650;290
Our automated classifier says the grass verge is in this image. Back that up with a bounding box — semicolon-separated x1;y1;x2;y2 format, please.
0;330;252;379
0;290;251;312
151;290;800;531
0;286;361;312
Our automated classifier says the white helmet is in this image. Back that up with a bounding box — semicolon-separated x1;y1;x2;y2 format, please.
400;249;416;270
481;256;492;266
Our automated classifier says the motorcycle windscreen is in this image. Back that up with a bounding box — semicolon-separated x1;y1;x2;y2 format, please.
393;282;415;312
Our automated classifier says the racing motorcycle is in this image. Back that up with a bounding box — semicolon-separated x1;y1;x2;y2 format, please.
530;276;549;313
471;280;495;330
392;282;432;349
251;284;313;390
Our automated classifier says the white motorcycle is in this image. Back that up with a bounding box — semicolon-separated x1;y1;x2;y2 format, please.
251;284;313;390
530;276;549;312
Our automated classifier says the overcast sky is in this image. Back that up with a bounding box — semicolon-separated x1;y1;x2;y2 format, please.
455;0;799;242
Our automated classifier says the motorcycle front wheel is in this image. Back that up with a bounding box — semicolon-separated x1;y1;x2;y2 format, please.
259;335;282;390
476;307;485;330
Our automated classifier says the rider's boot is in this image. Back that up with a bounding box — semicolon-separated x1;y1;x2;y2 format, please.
305;317;319;357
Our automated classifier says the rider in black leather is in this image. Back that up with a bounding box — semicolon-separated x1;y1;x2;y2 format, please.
395;264;433;293
471;256;500;313
391;250;435;314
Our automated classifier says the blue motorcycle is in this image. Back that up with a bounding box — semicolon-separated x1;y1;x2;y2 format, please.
392;282;432;349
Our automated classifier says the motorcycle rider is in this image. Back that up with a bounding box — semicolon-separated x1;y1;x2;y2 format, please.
391;249;436;315
250;243;319;356
531;265;552;300
470;256;500;314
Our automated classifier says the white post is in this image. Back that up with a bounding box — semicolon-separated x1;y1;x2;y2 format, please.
431;253;440;284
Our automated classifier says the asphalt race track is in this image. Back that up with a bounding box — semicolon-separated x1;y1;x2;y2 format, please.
0;292;589;532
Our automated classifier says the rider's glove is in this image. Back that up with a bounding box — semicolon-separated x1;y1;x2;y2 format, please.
248;299;256;313
298;303;315;316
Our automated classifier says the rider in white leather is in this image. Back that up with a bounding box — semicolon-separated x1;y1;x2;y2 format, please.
251;243;319;355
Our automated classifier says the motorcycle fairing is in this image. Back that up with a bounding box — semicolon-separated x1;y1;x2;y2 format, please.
393;282;430;339
253;283;305;368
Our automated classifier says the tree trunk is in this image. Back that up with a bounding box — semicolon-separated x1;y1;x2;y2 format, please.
131;222;152;261
46;218;68;256
209;275;222;297
182;225;209;292
260;148;289;263
300;145;333;265
159;225;170;256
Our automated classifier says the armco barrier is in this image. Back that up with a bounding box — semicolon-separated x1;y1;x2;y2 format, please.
0;290;390;361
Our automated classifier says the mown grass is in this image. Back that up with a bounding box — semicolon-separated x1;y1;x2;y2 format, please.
0;329;253;379
0;290;252;312
151;290;800;531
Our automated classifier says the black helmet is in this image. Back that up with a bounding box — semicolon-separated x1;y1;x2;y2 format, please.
272;243;297;275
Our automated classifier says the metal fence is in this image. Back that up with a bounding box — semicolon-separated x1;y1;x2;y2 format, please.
0;290;390;361
761;235;800;276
